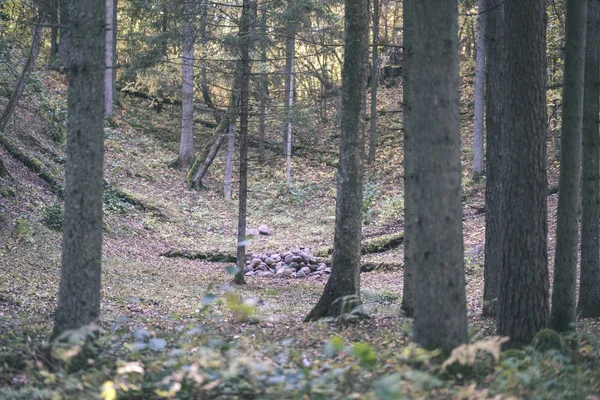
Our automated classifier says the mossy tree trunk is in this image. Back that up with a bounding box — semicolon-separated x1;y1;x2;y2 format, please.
52;0;105;338
407;0;468;353
578;0;600;318
551;0;587;332
305;0;369;321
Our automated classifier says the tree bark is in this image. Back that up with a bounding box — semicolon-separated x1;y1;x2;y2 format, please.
283;0;296;186
472;0;486;177
224;121;236;200
482;0;504;318
258;5;268;162
406;0;467;353
578;0;600;318
105;0;115;118
50;0;58;59
401;0;415;318
305;0;369;321
179;0;196;169
234;0;257;285
368;0;380;165
498;0;549;347
551;0;587;332
52;0;105;338
58;0;69;67
0;12;44;133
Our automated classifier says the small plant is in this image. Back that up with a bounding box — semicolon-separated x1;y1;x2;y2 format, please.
12;217;32;241
362;180;379;225
41;203;64;231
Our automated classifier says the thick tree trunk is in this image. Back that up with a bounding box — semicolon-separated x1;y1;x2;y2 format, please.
105;0;115;118
578;0;600;318
179;0;196;169
234;0;257;285
551;0;587;332
498;0;549;347
258;5;267;162
406;0;467;353
58;0;69;67
472;0;486;177
52;0;105;338
0;12;44;133
482;0;504;318
401;0;415;318
304;0;369;321
224;122;236;200
368;0;380;165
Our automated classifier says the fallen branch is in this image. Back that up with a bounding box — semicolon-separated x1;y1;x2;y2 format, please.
314;232;404;257
160;249;236;262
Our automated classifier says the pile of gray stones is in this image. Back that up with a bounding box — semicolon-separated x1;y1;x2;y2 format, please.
244;248;331;278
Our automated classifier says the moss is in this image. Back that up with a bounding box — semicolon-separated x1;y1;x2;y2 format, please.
361;233;404;254
0;185;16;198
533;329;564;353
502;349;527;360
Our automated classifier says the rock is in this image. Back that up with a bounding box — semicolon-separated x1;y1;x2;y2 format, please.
244;265;253;273
266;250;276;256
272;255;281;263
284;254;295;264
276;262;286;271
308;263;317;272
256;271;274;277
308;256;318;264
324;268;332;274
298;262;306;269
275;270;285;278
317;264;327;271
296;270;306;278
249;259;262;269
265;257;276;266
300;253;310;264
300;266;311;275
289;262;300;270
256;263;268;271
246;228;260;236
282;268;295;277
291;255;303;264
300;247;313;256
258;225;273;235
292;250;301;255
245;271;255;277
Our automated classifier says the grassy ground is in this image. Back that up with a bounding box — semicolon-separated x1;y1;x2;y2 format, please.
1;72;599;399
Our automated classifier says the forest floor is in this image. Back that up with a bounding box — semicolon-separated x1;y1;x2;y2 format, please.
0;72;599;399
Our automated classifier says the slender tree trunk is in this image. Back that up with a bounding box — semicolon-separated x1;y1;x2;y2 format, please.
112;0;118;104
482;0;504;318
58;0;69;67
179;0;196;169
283;1;296;186
105;0;115;118
187;117;229;189
0;13;44;133
234;0;257;285
472;0;486;177
401;0;415;318
578;0;600;318
304;0;369;321
498;0;549;348
258;5;267;162
551;0;587;332
368;0;380;165
50;0;58;59
224;121;236;200
406;0;467;353
52;0;105;338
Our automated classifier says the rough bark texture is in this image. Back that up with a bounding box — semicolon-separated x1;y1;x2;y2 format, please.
234;0;257;285
104;0;115;118
224;122;236;200
472;0;486;177
551;0;587;332
258;5;268;162
52;0;105;338
578;0;600;318
368;0;379;165
401;0;415;318
304;0;369;321
407;0;468;352
498;0;549;347
58;0;69;67
482;0;504;318
179;0;196;169
284;0;296;186
112;0;118;104
0;15;44;133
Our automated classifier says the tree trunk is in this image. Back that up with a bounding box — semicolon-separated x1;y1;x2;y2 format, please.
498;0;549;347
112;0;118;105
258;5;267;163
284;0;296;186
0;11;44;133
224;121;236;200
401;0;415;318
187;117;229;189
551;0;587;332
234;0;257;285
578;0;600;318
52;0;105;338
482;0;504;318
472;0;486;177
406;0;467;353
105;0;115;118
58;0;69;67
304;0;369;321
179;0;196;169
50;0;58;59
368;0;380;165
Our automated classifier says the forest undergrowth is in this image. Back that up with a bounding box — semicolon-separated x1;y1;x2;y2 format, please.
0;71;599;399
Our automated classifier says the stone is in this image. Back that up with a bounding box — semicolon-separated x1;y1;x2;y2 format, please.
289;262;300;270
284;254;295;264
246;228;260;236
300;253;310;264
324;268;332;274
300;267;311;275
296;270;306;278
265;257;276;266
308;256;318;264
258;225;273;235
244;265;253;273
276;262;286;271
309;263;317;272
256;263;268;271
245;271;255;277
291;255;303;264
298;262;306;269
249;258;262;269
282;268;295;277
256;271;274;277
317;264;327;271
